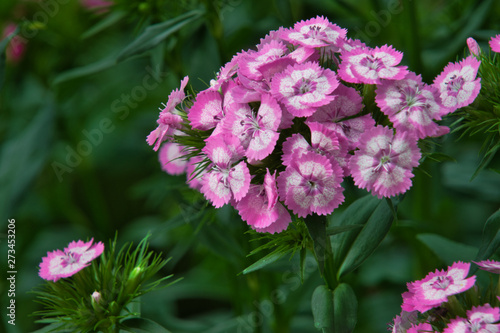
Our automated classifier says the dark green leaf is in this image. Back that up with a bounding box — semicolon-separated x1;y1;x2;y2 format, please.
326;224;363;236
81;10;127;39
120;317;172;333
117;10;204;62
475;208;500;261
333;283;357;333
311;285;334;332
242;248;292;274
52;55;117;85
337;197;396;278
417;233;477;265
330;195;380;269
0;103;54;223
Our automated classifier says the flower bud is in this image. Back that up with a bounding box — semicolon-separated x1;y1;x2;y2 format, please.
91;291;101;304
467;37;481;56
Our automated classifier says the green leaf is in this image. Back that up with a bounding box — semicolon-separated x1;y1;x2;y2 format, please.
117;10;204;62
81;10;127;39
330;195;395;279
52;55;117;85
0;103;54;223
120;317;172;333
333;283;357;333
242;248;292;274
417;233;477;265
475;208;500;261
311;285;334;332
326;224;363;236
330;195;380;268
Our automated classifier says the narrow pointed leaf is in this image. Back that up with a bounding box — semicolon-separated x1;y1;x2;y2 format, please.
333;283;357;333
326;224;363;236
81;11;127;39
311;285;334;332
52;55;117;85
117;10;204;62
330;195;380;274
242;248;291;275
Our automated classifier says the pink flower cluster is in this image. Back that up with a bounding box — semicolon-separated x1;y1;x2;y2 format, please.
390;260;500;333
147;16;482;233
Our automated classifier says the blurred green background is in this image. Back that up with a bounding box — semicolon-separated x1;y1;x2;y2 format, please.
1;0;500;332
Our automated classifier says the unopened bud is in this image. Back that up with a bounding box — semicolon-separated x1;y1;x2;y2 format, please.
467;37;481;56
91;291;101;305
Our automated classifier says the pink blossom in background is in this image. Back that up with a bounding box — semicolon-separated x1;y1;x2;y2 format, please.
473;259;500;274
39;239;104;282
433;56;481;110
236;169;291;233
80;0;113;11
349;126;421;199
147;76;189;151
277;151;344;217
489;34;500;53
2;23;26;63
402;262;476;313
158;142;188;175
339;45;408;84
186;156;206;191
444;304;500;333
271;61;339;117
375;72;448;139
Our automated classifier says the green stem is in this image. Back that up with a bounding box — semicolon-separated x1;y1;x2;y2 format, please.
304;215;338;291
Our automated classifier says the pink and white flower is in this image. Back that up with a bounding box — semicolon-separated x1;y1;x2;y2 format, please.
159;142;188;175
271;62;339;117
474;259;500;274
236;169;291;233
280;16;346;49
339;45;408;84
375;72;448;139
433;56;481;110
402;262;476;313
307;84;372;149
200;134;250;208
277;151;344;217
281;122;349;175
349;126;421;199
489;34;500;53
188;89;225;131
224;94;282;161
147;76;189;151
39;239;104;282
444;304;500;333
